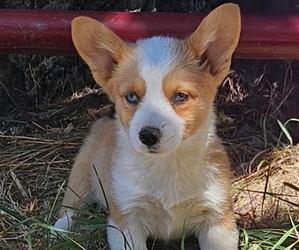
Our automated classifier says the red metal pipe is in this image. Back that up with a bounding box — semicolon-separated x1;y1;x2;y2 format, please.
0;9;299;59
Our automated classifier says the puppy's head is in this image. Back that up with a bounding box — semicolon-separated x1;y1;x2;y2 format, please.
71;4;241;154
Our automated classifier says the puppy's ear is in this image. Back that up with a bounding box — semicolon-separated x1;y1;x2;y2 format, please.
187;3;241;78
71;17;130;93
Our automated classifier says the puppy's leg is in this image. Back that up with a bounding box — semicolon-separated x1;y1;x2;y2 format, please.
53;144;94;233
53;119;114;234
107;218;148;250
107;202;149;250
197;213;239;250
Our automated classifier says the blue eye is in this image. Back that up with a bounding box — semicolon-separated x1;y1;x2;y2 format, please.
173;92;188;104
125;92;139;104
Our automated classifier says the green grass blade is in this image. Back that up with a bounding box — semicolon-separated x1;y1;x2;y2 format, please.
64;235;86;250
25;231;33;250
240;228;249;248
270;227;296;250
93;164;109;211
47;180;66;225
49;234;101;250
0;204;32;227
34;222;71;234
277;119;293;145
180;220;186;250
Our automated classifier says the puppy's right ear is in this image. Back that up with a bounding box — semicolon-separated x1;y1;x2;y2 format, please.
71;17;130;93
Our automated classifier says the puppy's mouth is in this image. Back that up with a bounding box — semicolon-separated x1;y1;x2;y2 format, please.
135;143;163;154
146;147;160;154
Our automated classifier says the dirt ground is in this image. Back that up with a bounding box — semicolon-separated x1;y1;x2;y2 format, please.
0;0;299;249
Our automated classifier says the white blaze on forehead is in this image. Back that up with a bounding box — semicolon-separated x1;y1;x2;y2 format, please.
136;37;179;95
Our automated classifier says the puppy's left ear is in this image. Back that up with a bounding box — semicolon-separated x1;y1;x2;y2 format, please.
187;3;241;77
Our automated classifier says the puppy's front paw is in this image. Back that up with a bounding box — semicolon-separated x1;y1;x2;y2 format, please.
50;210;74;238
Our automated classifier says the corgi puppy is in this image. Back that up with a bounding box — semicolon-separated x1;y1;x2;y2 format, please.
53;3;241;250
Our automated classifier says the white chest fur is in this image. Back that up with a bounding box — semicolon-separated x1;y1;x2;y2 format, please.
111;122;225;236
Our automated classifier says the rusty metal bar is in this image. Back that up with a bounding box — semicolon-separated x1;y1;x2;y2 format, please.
0;9;299;59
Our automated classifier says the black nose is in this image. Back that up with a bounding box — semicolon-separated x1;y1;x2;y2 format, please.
139;127;161;147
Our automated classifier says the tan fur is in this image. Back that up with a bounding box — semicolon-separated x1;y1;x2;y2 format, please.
60;117;115;213
162;65;214;138
114;74;146;129
57;4;241;250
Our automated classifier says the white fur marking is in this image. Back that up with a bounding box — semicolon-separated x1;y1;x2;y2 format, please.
107;218;148;250
136;37;179;98
199;222;239;250
107;218;127;250
128;37;186;154
51;210;73;238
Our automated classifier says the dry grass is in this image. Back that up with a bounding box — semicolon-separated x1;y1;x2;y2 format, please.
0;128;82;248
1;119;298;249
233;145;299;229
